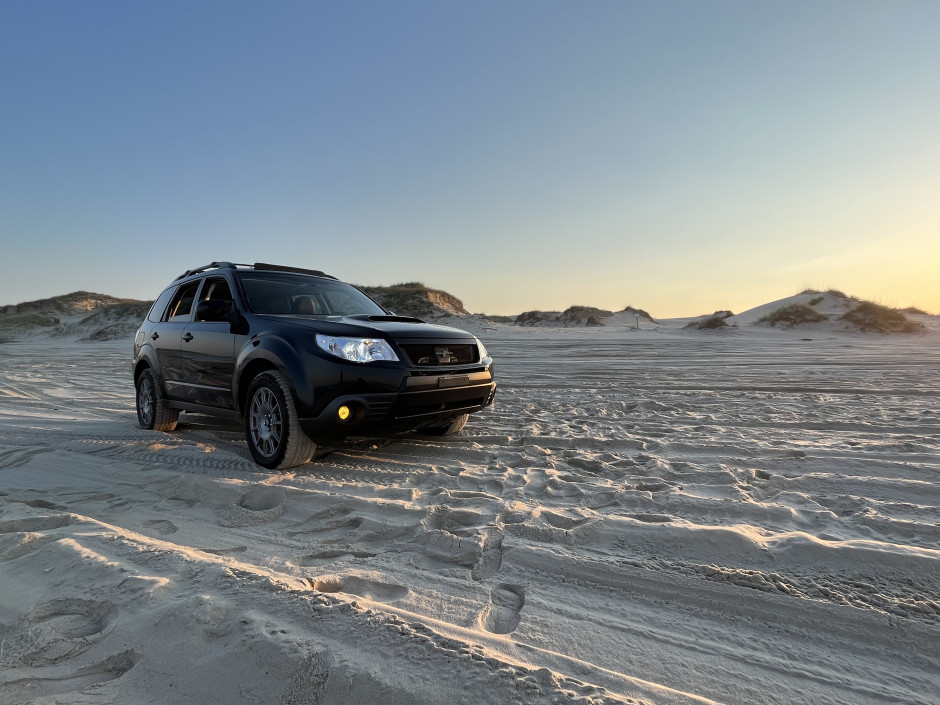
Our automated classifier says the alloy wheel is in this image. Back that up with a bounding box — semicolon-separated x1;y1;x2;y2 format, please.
249;387;283;458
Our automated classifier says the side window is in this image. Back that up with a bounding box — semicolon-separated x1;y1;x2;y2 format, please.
165;280;201;322
147;286;178;323
199;277;233;303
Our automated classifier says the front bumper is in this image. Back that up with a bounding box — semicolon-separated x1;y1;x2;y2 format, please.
298;372;497;438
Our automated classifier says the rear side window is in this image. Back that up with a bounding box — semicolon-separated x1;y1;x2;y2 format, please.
147;286;178;323
165;280;201;321
199;277;234;303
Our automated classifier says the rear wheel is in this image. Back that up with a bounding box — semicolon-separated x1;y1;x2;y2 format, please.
245;371;317;470
136;368;179;432
423;413;469;436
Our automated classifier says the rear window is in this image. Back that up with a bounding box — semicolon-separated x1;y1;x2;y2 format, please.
236;272;385;317
165;280;201;321
147;286;178;323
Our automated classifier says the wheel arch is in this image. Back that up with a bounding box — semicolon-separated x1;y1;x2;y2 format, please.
235;335;311;415
133;347;165;393
237;358;280;413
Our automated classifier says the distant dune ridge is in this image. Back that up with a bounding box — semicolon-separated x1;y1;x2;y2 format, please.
515;305;657;328
0;292;154;342
0;286;933;343
0;291;140;317
355;282;470;319
731;289;927;334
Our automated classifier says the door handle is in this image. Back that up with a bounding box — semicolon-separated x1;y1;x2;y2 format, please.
182;332;194;342
150;332;159;340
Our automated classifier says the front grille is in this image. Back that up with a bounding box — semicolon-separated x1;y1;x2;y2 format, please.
409;366;487;377
364;399;393;422
400;344;478;367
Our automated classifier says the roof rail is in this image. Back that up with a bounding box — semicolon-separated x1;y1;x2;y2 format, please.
253;262;337;280
174;261;238;281
173;261;337;281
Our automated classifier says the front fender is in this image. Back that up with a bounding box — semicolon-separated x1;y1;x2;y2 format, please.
234;335;314;414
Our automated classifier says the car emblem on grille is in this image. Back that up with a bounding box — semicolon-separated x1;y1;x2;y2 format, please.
435;347;458;364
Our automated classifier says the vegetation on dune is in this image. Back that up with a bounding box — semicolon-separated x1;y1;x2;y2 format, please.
621;305;656;322
0;313;58;333
799;288;855;302
481;314;515;323
808;296;824;307
840;302;925;334
562;306;613;326
356;282;468;318
757;304;828;328
0;291;138;316
79;301;153;326
514;310;545;326
515;305;617;327
901;306;928;316
687;315;729;330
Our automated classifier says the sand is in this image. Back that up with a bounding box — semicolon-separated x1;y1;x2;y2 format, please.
0;320;938;704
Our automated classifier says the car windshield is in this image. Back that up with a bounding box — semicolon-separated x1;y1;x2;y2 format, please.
236;272;387;316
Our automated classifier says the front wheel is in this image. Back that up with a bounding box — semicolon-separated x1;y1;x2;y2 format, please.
136;368;179;432
245;371;317;470
423;413;469;436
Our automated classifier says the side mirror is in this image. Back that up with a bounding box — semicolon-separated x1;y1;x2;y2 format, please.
195;299;232;322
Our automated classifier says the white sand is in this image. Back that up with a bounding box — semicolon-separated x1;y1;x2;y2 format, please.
1;320;938;704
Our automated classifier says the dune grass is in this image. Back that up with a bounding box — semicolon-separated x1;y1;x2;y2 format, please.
840;302;925;334
757;304;827;328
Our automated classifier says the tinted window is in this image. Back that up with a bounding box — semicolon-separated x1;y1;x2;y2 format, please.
147;286;178;323
236;272;385;316
165;280;201;321
199;277;233;303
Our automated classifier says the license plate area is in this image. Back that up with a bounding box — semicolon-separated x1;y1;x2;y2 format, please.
438;375;471;388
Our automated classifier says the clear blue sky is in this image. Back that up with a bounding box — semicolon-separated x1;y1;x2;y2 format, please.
2;1;938;316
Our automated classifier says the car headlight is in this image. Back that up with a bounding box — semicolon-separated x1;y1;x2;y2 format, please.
316;334;399;363
476;338;490;360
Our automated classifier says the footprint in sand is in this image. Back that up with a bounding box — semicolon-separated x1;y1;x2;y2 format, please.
424;506;483;537
632;513;673;523
216;485;286;527
142;519;178;536
290;550;376;567
0;650;139;703
309;574;408;602
200;545;248;556
480;584;525;634
0;515;74;535
0;515;75;562
0;598;119;667
540;510;591;530
14;498;62;510
470;529;503;581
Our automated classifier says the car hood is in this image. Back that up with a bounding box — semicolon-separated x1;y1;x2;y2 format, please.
255;314;477;341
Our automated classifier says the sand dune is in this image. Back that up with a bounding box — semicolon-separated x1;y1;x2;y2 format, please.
1;324;938;704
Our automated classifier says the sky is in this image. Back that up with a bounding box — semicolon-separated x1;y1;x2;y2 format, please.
1;1;938;317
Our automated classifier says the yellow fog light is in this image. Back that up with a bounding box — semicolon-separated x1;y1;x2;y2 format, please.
337;405;351;422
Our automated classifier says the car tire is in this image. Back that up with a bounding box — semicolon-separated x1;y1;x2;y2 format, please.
423;413;469;436
136;368;180;432
245;371;317;470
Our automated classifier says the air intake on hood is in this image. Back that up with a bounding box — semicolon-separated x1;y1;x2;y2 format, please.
346;314;426;324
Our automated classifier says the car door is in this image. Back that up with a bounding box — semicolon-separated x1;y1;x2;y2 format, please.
178;276;238;409
153;278;202;401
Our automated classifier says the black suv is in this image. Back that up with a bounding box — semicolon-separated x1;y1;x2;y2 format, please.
133;262;496;469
